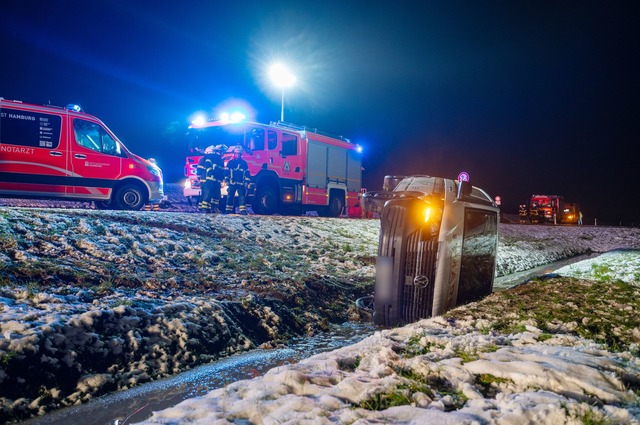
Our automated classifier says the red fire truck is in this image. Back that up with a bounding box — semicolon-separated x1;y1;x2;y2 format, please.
183;119;362;216
527;194;564;223
522;194;582;224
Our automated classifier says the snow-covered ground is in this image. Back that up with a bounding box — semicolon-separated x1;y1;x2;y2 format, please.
1;187;639;424
137;249;640;425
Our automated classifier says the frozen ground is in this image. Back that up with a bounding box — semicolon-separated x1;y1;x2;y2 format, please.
138;249;640;425
1;186;639;424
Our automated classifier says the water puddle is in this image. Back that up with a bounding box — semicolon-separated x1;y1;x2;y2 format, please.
19;322;375;425
493;252;600;290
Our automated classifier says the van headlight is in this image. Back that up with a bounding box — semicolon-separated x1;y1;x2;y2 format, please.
147;165;162;177
416;199;443;240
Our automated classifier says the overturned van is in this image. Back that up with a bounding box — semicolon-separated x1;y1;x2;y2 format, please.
362;175;499;327
0;98;163;210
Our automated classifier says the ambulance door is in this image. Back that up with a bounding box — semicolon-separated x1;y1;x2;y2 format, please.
68;118;124;199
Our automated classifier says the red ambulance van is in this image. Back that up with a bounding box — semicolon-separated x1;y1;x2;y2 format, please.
0;98;164;210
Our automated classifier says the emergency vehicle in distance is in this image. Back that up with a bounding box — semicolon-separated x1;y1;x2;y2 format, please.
519;194;581;224
0;98;164;210
183;118;362;217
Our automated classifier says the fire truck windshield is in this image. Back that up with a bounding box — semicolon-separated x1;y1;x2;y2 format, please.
187;125;244;154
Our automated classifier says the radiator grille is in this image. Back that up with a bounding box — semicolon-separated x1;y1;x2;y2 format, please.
402;231;438;322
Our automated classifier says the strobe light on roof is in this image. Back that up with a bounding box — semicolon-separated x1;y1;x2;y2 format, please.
65;104;83;112
219;111;246;123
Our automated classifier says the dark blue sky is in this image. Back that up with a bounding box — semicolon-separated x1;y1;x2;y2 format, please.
1;1;638;224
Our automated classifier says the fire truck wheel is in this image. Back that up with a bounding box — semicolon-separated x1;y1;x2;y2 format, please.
254;185;279;215
113;183;147;210
321;193;345;217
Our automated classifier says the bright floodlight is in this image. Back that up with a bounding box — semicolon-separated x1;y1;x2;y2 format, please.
269;63;296;88
269;63;296;122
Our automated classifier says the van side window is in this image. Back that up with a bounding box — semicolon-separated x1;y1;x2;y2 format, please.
457;209;498;306
73;119;123;157
0;109;61;148
267;130;277;150
281;132;297;156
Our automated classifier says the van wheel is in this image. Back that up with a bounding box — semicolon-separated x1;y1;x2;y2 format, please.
253;185;279;215
113;184;147;210
320;193;344;217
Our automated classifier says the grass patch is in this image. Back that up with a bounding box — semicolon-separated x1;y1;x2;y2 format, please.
356;372;434;411
357;368;468;412
444;276;640;353
402;333;446;357
1;352;16;367
475;373;514;398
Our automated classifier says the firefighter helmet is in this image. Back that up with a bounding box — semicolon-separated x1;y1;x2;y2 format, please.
204;145;215;154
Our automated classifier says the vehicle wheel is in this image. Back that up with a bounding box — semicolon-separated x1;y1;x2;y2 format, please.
253;185;279;215
113;184;147;210
320;193;344;217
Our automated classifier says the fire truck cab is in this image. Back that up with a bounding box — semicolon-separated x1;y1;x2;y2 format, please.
184;120;362;216
0;98;164;210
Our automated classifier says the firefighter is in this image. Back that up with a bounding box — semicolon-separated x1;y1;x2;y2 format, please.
197;145;224;213
225;146;251;215
518;204;528;223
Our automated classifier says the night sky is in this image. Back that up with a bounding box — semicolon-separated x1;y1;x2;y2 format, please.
1;1;638;224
